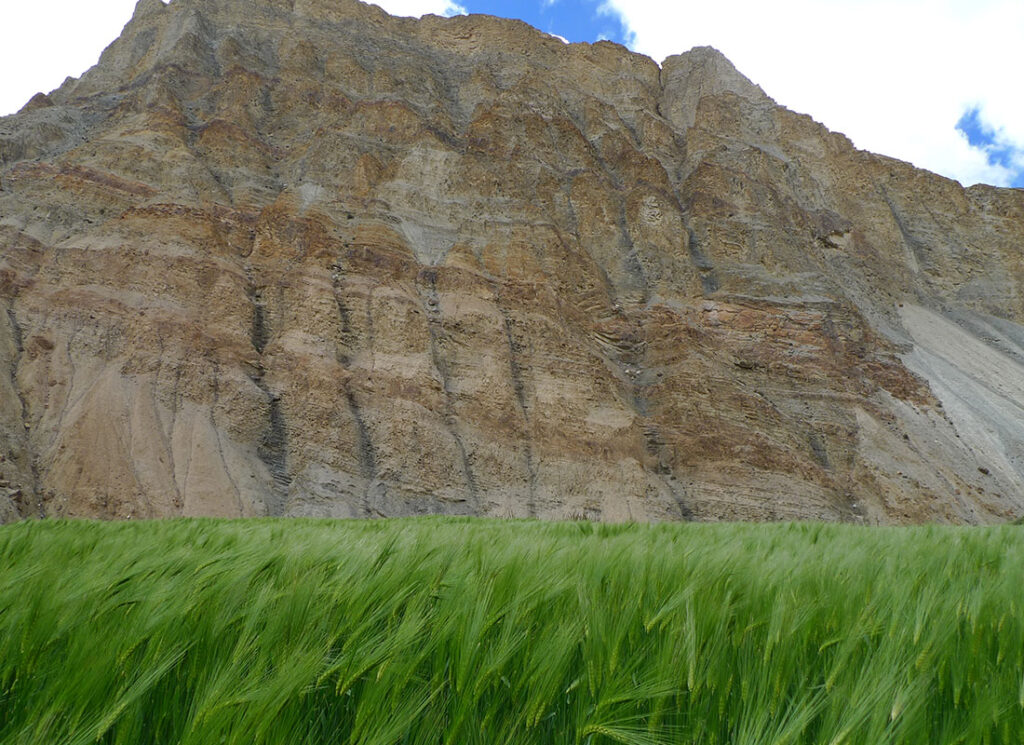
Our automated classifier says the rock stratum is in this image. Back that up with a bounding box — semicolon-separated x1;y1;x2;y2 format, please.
2;0;1024;524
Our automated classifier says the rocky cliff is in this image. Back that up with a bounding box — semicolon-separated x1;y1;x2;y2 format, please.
2;0;1023;524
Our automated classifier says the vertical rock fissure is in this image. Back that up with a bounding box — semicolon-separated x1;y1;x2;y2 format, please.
247;278;290;515
331;265;355;363
343;389;377;516
417;269;480;511
807;431;830;469
249;286;269;355
620;314;693;520
256;393;290;514
635;399;692;520
687;227;720;295
332;266;379;516
3;306;38;517
499;306;537;516
616;208;652;306
148;362;183;511
882;192;929;283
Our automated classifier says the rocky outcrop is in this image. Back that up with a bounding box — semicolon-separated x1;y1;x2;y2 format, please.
1;0;1023;523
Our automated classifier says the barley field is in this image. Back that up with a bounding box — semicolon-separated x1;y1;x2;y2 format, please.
1;518;1021;744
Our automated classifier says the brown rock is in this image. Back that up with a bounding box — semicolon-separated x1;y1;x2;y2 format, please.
18;93;55;114
1;0;1023;524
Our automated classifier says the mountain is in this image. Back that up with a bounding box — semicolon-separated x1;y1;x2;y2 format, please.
2;0;1023;524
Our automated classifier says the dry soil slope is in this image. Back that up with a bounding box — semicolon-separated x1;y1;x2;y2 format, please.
1;0;1023;523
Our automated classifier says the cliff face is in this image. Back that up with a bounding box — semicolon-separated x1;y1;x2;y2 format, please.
2;0;1023;524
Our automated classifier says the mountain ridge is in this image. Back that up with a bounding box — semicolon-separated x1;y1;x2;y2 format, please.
2;0;1023;523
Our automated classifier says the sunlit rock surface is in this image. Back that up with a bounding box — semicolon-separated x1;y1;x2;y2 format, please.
2;0;1023;523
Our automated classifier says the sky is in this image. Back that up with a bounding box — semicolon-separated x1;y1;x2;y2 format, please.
2;0;1021;188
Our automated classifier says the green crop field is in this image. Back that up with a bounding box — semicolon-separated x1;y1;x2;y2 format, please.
1;518;1022;745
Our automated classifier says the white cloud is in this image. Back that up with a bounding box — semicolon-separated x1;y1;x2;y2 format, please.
0;0;465;117
0;0;139;117
4;0;1021;189
602;0;1024;187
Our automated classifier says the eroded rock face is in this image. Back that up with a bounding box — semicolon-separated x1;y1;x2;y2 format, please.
1;0;1023;523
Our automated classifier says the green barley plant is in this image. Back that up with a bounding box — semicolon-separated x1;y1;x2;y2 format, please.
0;518;1022;744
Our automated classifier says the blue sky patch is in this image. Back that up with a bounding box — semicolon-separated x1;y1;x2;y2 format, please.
458;0;632;46
956;107;1024;188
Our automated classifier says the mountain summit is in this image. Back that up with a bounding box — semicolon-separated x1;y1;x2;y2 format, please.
2;0;1023;523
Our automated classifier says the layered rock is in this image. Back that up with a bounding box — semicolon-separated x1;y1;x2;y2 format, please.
1;0;1023;523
